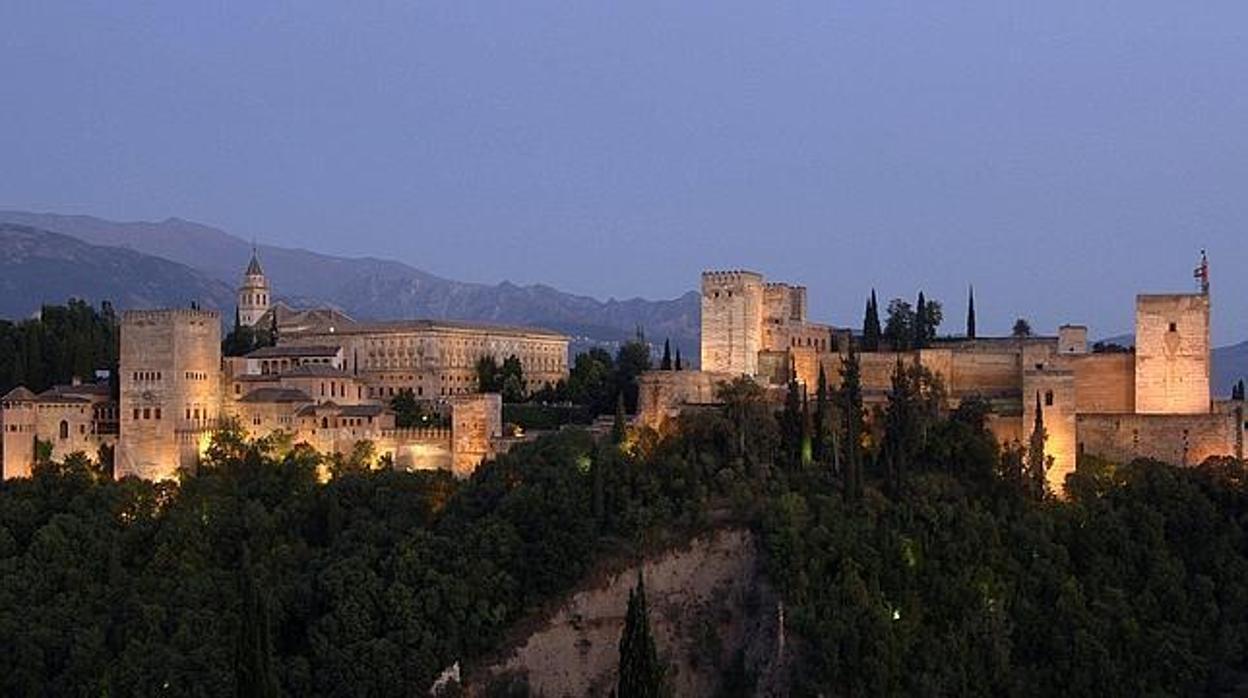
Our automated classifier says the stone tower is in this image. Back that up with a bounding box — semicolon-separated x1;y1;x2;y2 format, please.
237;251;271;327
1022;366;1076;495
1134;293;1210;414
116;309;222;481
701;270;764;376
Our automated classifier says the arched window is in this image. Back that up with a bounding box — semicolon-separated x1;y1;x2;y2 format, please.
59;420;69;440
321;417;329;429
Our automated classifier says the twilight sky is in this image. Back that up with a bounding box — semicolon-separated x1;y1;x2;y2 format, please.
3;2;1247;343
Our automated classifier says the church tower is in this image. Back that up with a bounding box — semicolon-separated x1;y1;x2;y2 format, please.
237;250;271;327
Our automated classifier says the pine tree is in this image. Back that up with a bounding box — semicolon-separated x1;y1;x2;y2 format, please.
966;285;977;339
617;573;665;698
1026;392;1049;500
660;339;672;370
839;340;864;501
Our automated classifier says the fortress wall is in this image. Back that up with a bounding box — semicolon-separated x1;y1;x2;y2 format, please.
1073;354;1135;414
1023;370;1077;495
637;370;734;429
1135;294;1210;414
948;352;1021;398
1078;411;1241;467
1;401;36;479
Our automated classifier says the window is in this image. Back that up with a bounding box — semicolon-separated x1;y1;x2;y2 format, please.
143;408;151;420
59;420;69;440
155;408;161;420
1044;390;1054;407
1169;322;1178;332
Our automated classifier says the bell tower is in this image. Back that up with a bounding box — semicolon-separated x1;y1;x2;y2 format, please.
237;249;271;327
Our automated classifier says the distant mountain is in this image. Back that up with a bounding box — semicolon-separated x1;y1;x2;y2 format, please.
0;224;235;318
0;211;700;353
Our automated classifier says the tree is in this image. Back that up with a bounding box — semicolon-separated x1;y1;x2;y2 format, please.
569;348;617;414
862;291;882;352
882;357;918;497
1025;392;1050;500
235;547;279;698
1012;318;1033;338
966;286;977;339
883;299;915;351
1233;379;1245;401
915;292;928;349
500;355;526;403
674;348;683;371
660;339;672;371
613;393;627;445
617;573;665;698
476;356;502;393
813;364;831;463
615;338;653;414
268;313;279;348
839;341;865;500
781;378;804;467
391;388;423;428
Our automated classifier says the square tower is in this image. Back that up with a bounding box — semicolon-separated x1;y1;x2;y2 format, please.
1134;294;1210;414
701;271;765;376
116;309;223;480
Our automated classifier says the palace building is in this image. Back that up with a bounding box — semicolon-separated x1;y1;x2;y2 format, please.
0;253;569;481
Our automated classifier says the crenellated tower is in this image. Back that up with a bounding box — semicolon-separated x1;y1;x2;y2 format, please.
700;270;764;376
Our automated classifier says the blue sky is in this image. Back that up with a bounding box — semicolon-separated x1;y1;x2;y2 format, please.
3;2;1246;342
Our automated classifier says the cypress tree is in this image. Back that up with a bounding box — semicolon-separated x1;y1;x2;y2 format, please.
617;573;665;698
800;389;813;466
660;339;672;370
674;348;682;371
1026;392;1049;500
235;547;279;698
268;312;279;347
861;290;883;351
966;285;977;339
839;340;864;501
813;363;830;463
612;393;627;445
782;377;803;466
915;292;928;349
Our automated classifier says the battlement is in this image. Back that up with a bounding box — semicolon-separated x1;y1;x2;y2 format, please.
123;308;221;323
701;270;764;285
763;282;806;291
381;427;453;441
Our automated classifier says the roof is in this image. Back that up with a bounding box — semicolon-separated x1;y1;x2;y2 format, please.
245;344;342;359
40;383;111;400
305;318;567;340
239;387;312;404
282;364;353;378
245;253;264;276
2;386;37;402
340;404;385;418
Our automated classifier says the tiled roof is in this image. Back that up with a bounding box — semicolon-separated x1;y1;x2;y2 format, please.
238;387;312;404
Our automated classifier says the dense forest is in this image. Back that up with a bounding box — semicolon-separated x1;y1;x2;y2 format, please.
2;332;1248;695
0;299;119;396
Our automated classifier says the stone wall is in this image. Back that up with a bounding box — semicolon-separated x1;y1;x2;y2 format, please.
1072;353;1134;414
1023;368;1077;494
1135;294;1210;414
1077;410;1242;467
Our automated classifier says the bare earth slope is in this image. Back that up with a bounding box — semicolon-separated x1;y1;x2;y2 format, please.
463;529;790;697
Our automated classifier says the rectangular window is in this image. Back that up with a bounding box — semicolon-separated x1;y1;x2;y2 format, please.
143;408;151;420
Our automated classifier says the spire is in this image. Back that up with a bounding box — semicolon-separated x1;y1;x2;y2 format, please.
246;249;264;277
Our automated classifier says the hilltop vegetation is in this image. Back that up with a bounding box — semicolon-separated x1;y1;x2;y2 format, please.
2;377;1248;695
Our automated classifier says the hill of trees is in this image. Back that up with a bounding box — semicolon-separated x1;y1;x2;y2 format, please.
0;299;119;395
2;367;1247;695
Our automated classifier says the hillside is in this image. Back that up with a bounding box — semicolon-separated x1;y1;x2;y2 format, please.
0;211;700;350
0;224;235;318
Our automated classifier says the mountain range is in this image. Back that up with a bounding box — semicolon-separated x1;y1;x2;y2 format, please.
1;209;1245;395
0;211;701;354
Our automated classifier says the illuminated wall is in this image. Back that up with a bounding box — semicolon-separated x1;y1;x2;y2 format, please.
1135;294;1210;414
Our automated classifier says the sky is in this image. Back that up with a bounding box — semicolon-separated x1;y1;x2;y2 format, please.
2;2;1247;343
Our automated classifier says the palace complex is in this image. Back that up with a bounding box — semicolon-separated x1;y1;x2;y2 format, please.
1;254;569;481
639;261;1245;495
